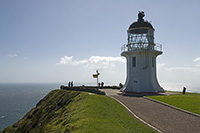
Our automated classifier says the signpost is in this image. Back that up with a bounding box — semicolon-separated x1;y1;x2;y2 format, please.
93;70;100;88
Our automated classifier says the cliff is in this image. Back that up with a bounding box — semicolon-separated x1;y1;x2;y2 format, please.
1;89;155;133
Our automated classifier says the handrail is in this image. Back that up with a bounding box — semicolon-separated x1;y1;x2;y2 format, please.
121;43;162;53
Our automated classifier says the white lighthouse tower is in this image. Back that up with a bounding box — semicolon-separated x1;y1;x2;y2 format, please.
121;11;164;93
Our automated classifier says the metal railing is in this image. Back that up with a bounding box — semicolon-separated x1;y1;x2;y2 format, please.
121;43;162;53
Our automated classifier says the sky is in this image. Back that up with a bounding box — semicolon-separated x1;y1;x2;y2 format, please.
0;0;200;91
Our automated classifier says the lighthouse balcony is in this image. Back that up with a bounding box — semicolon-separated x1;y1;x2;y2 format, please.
121;43;162;53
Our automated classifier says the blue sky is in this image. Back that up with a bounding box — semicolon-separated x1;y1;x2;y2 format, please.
1;0;200;91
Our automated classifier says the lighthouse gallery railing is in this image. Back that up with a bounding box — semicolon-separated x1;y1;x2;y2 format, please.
121;43;162;53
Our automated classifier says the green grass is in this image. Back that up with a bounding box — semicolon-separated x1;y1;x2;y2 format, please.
2;90;156;133
147;92;200;115
66;92;156;133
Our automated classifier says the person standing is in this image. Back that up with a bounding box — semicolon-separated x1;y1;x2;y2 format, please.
71;81;73;87
101;82;104;88
68;82;71;87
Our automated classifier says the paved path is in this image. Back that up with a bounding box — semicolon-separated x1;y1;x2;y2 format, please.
101;89;200;133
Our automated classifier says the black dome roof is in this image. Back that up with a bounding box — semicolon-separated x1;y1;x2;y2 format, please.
128;11;154;31
128;20;153;30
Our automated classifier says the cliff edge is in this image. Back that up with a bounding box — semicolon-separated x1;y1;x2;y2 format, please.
1;89;155;133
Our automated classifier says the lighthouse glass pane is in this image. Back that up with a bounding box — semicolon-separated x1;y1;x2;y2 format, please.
132;57;136;67
127;29;154;51
128;32;154;44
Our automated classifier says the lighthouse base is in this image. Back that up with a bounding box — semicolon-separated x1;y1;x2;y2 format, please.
120;90;165;94
120;78;165;94
120;74;165;93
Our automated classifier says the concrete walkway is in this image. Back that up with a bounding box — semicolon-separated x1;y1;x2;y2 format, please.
101;89;200;133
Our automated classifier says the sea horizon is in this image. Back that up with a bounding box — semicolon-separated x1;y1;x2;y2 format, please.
0;82;199;131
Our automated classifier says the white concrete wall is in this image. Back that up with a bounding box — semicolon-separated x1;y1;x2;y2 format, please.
121;50;164;93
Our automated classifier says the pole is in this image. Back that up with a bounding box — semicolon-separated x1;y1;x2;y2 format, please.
97;76;99;88
93;70;100;88
96;70;100;88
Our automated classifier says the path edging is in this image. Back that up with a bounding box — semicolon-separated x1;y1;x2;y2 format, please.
110;96;163;133
144;97;200;118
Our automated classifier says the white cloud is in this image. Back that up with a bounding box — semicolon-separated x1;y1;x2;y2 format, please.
193;57;200;67
57;56;125;70
193;57;200;62
161;57;200;72
7;54;18;57
57;56;73;65
157;63;165;68
166;67;193;72
86;56;125;69
73;59;88;65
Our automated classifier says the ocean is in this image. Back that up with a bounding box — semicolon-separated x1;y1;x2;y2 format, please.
0;82;199;131
0;83;61;131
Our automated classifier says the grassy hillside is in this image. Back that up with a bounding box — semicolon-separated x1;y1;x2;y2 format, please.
147;92;200;115
2;89;156;133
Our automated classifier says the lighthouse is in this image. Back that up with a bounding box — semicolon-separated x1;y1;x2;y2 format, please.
121;11;164;93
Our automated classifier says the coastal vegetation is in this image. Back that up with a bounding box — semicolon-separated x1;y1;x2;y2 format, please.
147;92;200;115
2;89;156;133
